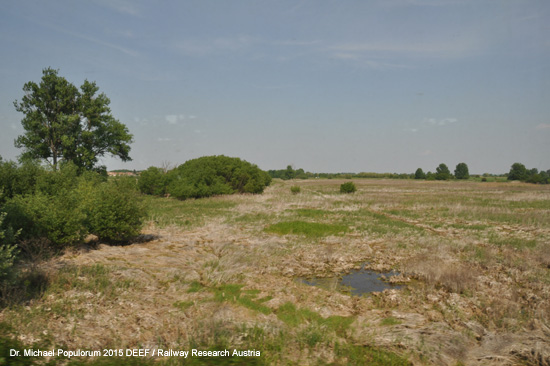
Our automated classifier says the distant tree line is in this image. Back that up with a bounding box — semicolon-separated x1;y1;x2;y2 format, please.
268;166;413;180
269;162;549;184
507;163;550;184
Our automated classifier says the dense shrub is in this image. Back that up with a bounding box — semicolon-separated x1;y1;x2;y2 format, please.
167;156;271;200
3;191;87;248
290;186;301;194
0;159;43;204
0;213;19;282
138;166;168;196
85;178;146;243
340;182;357;193
0;162;146;250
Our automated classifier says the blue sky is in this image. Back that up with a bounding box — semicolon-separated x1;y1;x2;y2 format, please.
1;0;549;174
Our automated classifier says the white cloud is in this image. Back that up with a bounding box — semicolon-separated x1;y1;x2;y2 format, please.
403;128;418;133
535;123;550;130
419;150;432;156
165;115;179;124
157;137;172;142
423;117;457;126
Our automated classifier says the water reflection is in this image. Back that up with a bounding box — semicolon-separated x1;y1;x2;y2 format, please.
297;265;403;295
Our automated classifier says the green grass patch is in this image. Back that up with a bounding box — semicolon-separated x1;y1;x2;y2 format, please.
292;208;331;218
173;300;194;310
187;281;205;293
144;195;236;228
265;221;348;237
212;284;271;315
335;343;411;366
489;235;537;250
276;302;353;336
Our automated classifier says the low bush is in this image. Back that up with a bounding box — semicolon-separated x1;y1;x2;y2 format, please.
290;186;301;194
1;163;147;253
2;191;87;248
340;182;357;193
138;166;168;196
0;213;19;283
85;178;146;243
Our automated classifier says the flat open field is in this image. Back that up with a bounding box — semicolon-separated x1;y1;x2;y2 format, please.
3;179;550;365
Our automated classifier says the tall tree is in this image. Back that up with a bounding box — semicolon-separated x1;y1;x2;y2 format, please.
454;162;469;180
14;68;132;171
435;163;451;180
507;163;528;181
414;168;426;179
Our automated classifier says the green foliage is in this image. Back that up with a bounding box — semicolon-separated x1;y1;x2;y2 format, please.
265;221;348;237
0;159;44;204
3;191;87;248
435;163;451;180
85;178;146;243
13;67;133;171
414;168;426;179
167;156;271;200
508;162;528;181
454;162;469;180
138;166;167;196
340;181;357;193
0;213;19;283
290;185;301;194
1;163;145;251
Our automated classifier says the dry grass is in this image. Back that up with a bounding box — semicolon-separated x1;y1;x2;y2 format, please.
2;179;550;365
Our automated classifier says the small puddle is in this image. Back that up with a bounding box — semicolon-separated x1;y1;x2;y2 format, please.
297;264;403;296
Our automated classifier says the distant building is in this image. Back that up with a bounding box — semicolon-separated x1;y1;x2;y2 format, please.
107;171;137;177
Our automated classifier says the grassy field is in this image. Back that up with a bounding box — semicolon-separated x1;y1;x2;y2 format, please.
2;179;550;365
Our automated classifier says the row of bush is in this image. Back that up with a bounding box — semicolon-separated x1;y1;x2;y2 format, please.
138;155;272;199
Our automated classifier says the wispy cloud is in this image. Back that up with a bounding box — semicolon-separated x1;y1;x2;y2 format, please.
536;123;550;130
174;35;259;56
424;117;458;126
93;0;142;17
33;20;138;57
419;149;432;156
329;37;478;60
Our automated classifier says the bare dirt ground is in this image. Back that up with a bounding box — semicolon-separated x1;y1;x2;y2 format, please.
3;179;550;365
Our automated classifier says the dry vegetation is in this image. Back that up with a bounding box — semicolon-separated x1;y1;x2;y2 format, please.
2;179;550;365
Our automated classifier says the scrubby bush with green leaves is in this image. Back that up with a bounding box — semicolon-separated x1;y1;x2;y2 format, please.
340;181;357;193
166;155;271;200
138;166;168;196
0;213;19;283
0;158;44;204
290;186;301;194
85;178;146;243
0;161;146;252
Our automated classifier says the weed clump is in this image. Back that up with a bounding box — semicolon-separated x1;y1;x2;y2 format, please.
265;221;348;237
290;186;301;194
